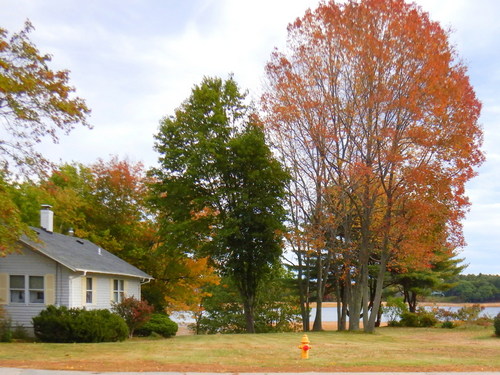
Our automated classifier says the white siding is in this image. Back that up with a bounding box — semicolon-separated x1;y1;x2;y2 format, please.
0;247;57;328
75;274;142;310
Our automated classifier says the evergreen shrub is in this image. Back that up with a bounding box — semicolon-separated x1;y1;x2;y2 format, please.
33;305;128;342
135;313;178;338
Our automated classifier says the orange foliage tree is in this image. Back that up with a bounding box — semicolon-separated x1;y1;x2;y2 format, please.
0;21;90;175
263;0;483;332
0;21;89;253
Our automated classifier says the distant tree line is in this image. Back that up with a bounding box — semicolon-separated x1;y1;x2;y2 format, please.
444;274;500;303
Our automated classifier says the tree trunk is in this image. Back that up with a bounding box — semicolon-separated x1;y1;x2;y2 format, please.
338;277;349;331
297;244;311;332
313;249;324;331
243;297;255;333
366;252;388;332
313;299;323;331
349;278;363;331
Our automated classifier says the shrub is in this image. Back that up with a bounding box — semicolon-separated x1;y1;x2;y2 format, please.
494;313;500;337
399;308;437;327
0;305;12;342
12;325;30;340
135;314;178;338
111;296;154;337
418;309;439;327
441;321;455;329
33;305;128;343
399;312;420;327
432;307;458;322
456;304;483;323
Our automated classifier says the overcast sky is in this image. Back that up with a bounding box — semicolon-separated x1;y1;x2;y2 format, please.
1;0;499;275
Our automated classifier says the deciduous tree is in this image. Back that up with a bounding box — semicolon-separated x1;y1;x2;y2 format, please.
150;76;289;332
0;20;90;175
263;0;483;332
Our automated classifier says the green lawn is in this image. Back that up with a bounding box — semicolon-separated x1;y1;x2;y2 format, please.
0;326;499;372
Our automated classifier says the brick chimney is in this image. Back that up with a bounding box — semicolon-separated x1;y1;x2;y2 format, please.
40;204;54;232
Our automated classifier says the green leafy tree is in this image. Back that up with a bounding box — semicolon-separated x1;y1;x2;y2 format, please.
149;76;289;332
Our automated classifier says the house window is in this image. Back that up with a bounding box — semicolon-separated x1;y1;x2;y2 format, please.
10;275;44;304
113;279;124;303
86;277;93;304
10;275;25;303
29;276;44;303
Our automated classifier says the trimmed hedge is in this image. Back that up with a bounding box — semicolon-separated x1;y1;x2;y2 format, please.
135;313;178;338
33;305;128;343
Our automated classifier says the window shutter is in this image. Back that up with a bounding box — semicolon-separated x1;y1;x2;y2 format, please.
91;277;96;305
90;277;97;305
110;279;114;303
81;276;86;307
124;279;128;298
0;273;8;305
44;274;55;306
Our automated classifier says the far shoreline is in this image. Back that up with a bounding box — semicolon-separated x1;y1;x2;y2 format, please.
310;301;500;308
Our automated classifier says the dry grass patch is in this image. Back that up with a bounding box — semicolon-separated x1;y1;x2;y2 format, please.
0;325;498;372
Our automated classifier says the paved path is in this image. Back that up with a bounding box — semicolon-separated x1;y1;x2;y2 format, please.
2;370;500;375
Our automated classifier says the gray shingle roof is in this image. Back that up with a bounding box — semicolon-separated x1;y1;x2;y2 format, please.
21;228;152;280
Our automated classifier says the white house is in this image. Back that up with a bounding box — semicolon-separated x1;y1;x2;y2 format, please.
0;205;152;330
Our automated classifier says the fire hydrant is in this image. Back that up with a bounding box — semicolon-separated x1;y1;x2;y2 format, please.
298;334;311;359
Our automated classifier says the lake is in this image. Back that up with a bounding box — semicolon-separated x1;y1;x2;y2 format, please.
171;304;500;324
310;305;500;322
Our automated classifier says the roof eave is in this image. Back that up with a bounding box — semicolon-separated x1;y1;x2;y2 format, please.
74;268;153;280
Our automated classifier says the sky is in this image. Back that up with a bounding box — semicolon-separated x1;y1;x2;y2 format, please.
1;0;499;275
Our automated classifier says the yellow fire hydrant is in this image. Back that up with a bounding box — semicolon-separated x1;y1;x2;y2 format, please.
298;334;311;359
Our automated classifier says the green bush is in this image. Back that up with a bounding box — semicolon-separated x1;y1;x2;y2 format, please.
0;319;12;342
135;314;178;338
399;308;437;327
418;309;438;327
441;321;455;329
494;313;500;337
400;312;420;327
12;325;30;340
0;305;12;342
33;305;128;343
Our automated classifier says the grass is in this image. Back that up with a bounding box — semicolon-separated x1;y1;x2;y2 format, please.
0;325;499;372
